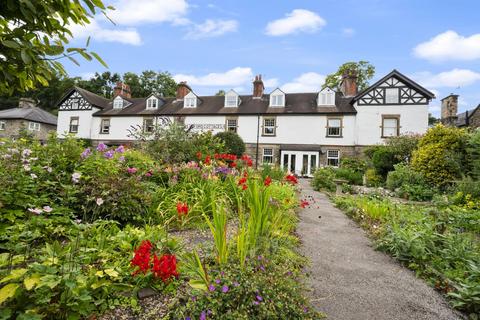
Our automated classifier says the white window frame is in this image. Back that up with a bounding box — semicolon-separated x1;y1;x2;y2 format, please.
146;97;158;109
326;118;342;137
143;118;155;133
326;150;340;167
385;88;399;104
225;92;239;107
113;96;124;109
69;117;79;133
28;122;40;131
318;88;335;106
262;148;274;164
263;117;276;136
184;97;197;108
0;121;5;131
270;94;285;107
100;118;110;134
382;116;400;137
226;119;238;132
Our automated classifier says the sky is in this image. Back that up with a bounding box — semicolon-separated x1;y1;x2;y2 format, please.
66;0;480;117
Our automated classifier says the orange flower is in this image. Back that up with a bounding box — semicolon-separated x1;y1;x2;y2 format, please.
176;202;188;217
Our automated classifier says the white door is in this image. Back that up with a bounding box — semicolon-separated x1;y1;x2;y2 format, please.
280;151;319;177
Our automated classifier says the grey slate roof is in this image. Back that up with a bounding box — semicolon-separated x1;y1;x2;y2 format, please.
92;92;356;117
456;104;480;126
0;107;57;125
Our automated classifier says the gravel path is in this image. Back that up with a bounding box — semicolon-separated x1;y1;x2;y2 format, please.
297;179;464;320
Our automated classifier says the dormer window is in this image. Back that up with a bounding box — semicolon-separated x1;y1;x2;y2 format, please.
184;92;197;108
225;90;239;107
318;88;335;106
113;96;124;109
269;89;285;107
146;97;158;109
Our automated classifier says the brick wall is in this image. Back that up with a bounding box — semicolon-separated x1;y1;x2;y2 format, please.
0;119;56;141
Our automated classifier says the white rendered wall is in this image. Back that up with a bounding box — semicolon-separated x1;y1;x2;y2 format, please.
56;108;99;139
354;103;429;145
185;116;227;135
90;116;144;141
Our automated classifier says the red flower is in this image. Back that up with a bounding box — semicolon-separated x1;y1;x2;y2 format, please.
230;161;237;168
205;155;211;165
242;184;248;190
176;202;189;217
196;152;202;160
131;240;153;275
285;174;298;185
300;200;309;208
214;153;220;159
264;176;272;187
246;159;253;167
152;254;179;282
238;177;247;185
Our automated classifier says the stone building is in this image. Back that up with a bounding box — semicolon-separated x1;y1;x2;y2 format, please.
0;98;58;141
440;94;480;129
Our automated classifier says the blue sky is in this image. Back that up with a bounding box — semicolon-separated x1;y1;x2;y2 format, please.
66;0;480;116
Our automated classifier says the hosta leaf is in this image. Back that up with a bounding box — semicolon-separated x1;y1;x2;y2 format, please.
188;279;207;291
0;269;28;284
104;269;119;278
23;274;41;290
0;283;19;304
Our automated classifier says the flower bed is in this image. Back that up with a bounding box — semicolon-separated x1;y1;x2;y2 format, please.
0;136;322;319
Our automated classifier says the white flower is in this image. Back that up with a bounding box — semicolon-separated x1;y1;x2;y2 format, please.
42;206;53;213
23;164;31;171
71;172;82;183
43;166;52;173
96;198;104;206
22;149;32;158
30;173;37;179
28;208;43;215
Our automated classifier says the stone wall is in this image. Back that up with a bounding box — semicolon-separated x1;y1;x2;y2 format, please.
469;110;480;129
0;119;56;141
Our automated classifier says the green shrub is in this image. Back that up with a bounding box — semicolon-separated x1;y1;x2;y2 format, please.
396;184;435;201
467;129;480;179
385;134;421;163
365;168;383;187
215;131;246;157
386;163;427;191
411;124;469;188
340;157;367;174
371;147;398;178
260;164;285;181
312;167;336;192
450;177;480;209
335;167;363;185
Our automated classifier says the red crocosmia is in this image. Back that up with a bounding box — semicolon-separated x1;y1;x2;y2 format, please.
152;254;179;282
264;176;272;187
300;200;309;208
205;155;211;165
196;152;202;160
246;159;253;167
285;174;298;185
131;240;153;275
176;202;189;217
238;177;247;185
214;153;220;159
242;184;248;190
230;161;237;168
243;171;248;178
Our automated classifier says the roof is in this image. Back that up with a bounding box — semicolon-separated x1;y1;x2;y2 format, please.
92;91;356;117
0;107;57;125
456;104;480;127
58;86;110;109
354;69;436;102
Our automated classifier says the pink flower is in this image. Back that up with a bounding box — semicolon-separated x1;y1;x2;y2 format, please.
127;167;138;174
28;208;43;215
42;206;53;213
96;143;107;152
96;198;104;206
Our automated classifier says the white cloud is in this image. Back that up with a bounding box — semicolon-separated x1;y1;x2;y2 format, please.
68;20;142;45
342;28;355;37
80;72;96;80
281;72;326;92
265;9;326;36
174;67;254;87
109;0;189;26
185;19;238;39
263;78;279;88
413;30;480;61
412;69;480;88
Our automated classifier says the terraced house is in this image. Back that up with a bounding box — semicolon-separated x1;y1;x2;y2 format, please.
56;69;434;176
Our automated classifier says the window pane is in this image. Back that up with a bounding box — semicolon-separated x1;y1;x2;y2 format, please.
385;88;399;104
310;155;317;172
328;119;341;127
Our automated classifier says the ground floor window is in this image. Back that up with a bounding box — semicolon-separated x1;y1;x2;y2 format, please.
100;119;110;134
69;117;79;133
382;115;400;137
28;122;40;131
327;150;340;167
0;121;5;131
262;148;274;164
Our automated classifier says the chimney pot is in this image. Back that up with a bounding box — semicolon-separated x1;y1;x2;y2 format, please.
113;82;131;99
253;74;264;98
18;98;36;108
440;94;459;125
340;70;358;97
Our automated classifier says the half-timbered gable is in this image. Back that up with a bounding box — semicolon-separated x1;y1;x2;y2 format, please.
59;91;92;111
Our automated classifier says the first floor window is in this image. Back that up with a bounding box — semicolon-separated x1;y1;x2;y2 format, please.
69;117;79;133
0;121;5;130
100;119;110;134
263;118;276;136
327;118;342;137
28;122;40;131
382;116;399;137
262;148;274;164
143;118;154;133
327;150;340;167
226;119;238;132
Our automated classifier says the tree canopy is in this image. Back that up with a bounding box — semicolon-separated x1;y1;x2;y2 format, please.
323;61;375;92
0;0;110;95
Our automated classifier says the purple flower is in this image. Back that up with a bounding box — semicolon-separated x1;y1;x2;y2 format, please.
104;150;114;159
115;145;125;153
259;265;265;272
118;156;125;162
127;167;138;174
185;317;191;320
81;148;91;159
200;311;206;320
215;279;221;284
96;143;107;152
191;296;197;302
256;295;263;302
22;149;32;158
253;301;259;305
208;284;215;292
233;281;240;287
221;285;229;293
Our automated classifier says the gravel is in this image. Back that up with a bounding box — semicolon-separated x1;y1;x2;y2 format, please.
297;179;465;320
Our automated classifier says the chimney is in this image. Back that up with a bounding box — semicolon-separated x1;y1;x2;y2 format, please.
440;94;459;126
176;81;191;100
253;74;264;99
113;82;131;99
18;98;36;108
340;70;358;97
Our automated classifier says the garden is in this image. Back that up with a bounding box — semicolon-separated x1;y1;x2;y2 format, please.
312;124;480;318
0;127;322;320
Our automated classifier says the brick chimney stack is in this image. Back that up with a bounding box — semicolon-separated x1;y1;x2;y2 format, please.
340;70;358;97
440;94;459;126
253;75;264;99
18;98;36;108
113;82;131;99
176;81;191;100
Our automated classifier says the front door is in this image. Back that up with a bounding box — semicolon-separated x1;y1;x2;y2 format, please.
281;151;319;177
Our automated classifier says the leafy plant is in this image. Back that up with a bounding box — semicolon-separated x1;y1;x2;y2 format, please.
215;131;246;157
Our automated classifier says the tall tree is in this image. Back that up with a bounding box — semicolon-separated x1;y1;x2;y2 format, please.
323;61;375;92
124;70;177;97
0;0;110;95
76;72;121;98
